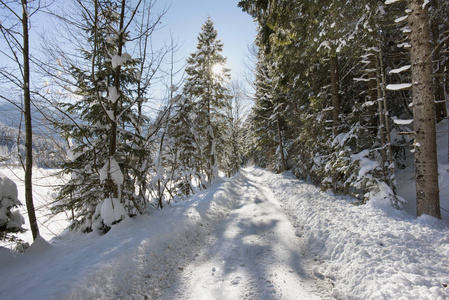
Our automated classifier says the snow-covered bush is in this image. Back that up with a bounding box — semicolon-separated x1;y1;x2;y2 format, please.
0;174;25;242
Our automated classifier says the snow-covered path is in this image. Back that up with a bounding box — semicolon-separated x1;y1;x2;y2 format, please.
163;170;320;299
0;168;322;300
3;167;447;299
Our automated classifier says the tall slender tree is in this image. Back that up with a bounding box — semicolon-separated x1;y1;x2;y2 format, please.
0;0;40;241
21;0;40;240
183;17;231;183
407;0;441;218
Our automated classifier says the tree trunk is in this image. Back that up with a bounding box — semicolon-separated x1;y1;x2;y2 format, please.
107;0;126;199
408;0;441;218
276;114;286;172
431;16;447;122
375;66;388;182
330;55;340;136
367;59;378;136
377;39;398;198
207;83;215;183
110;0;126;158
22;0;40;241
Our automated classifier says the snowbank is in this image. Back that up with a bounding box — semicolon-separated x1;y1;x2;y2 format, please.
0;167;70;246
253;167;449;299
0;173;25;235
0;175;238;299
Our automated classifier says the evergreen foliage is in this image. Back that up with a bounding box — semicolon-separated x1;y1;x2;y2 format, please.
53;0;150;232
239;0;444;210
183;17;233;184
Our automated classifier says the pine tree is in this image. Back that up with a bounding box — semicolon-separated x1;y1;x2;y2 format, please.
53;0;149;232
166;95;199;195
407;0;441;218
249;53;278;169
223;81;245;176
183;17;231;184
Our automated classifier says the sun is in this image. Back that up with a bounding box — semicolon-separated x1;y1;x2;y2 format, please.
211;63;223;75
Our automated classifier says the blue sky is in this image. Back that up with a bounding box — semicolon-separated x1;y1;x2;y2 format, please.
153;0;256;82
0;0;256;108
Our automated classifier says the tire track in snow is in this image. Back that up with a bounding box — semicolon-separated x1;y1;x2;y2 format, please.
163;169;321;299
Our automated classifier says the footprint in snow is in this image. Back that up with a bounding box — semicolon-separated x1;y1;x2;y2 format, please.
231;276;242;285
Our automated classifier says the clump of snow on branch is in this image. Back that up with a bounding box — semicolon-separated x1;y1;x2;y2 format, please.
110;53;132;68
107;86;120;103
386;83;412;90
99;157;124;186
99;198;128;227
389;65;411;74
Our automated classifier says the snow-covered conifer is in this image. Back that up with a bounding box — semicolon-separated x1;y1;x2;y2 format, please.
53;0;154;232
183;17;232;183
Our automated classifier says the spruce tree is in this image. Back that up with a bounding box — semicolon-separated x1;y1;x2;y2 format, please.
53;0;148;232
166;95;199;195
407;0;441;218
183;17;231;184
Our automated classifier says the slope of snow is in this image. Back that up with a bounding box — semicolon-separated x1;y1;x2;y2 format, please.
255;167;449;299
0;177;227;299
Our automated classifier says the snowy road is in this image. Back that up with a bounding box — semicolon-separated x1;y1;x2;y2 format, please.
163;170;320;299
3;167;447;299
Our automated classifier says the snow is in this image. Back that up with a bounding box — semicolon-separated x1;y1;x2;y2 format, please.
107;86;119;103
386;83;412;90
385;0;402;4
0;174;18;203
0;171;317;299
0;174;24;232
402;27;412;34
318;41;331;51
105;109;114;121
1;167;448;299
99;198;128;227
134;70;142;81
395;15;408;23
397;118;449;220
162;170;320;299
257;168;449;299
0;167;70;247
350;150;379;178
394;118;414;125
110;53;132;68
26;235;51;254
389;65;411;74
99;157;124;201
398;42;411;48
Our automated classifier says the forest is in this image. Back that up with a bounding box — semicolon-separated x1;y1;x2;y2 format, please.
239;0;447;218
0;0;447;256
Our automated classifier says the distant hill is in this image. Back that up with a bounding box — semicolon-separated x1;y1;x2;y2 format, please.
0;102;67;168
0;102;58;137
